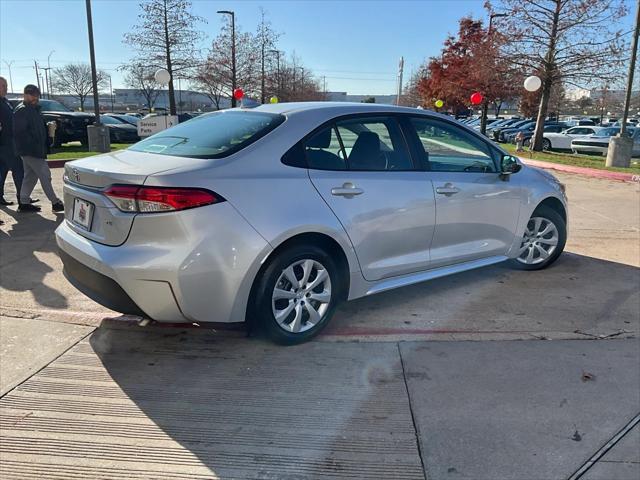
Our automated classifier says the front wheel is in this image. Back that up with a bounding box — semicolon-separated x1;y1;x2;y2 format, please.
511;205;566;271
542;138;552;151
252;245;342;345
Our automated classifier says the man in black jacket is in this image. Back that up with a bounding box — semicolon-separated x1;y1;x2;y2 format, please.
0;75;23;206
13;84;63;213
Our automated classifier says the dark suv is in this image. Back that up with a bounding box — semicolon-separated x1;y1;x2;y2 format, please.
8;98;95;146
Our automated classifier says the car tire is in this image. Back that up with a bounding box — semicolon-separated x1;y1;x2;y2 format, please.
510;205;566;271
252;244;342;345
542;139;552;151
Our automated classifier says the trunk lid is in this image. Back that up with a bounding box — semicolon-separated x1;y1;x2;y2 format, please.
63;149;201;246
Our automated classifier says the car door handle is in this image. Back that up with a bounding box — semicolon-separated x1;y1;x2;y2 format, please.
331;182;364;197
436;184;460;196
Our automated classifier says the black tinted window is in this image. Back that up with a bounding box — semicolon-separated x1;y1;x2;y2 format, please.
304;126;347;170
129;111;284;159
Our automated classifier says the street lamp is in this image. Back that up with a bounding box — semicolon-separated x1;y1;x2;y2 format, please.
47;50;55;96
2;60;14;94
217;10;237;107
488;12;507;34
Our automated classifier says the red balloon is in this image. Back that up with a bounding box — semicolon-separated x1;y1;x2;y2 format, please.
233;88;244;100
470;92;483;105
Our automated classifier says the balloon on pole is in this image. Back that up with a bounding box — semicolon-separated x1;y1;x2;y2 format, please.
233;88;244;100
154;68;171;85
434;99;444;108
470;92;483;105
524;75;542;92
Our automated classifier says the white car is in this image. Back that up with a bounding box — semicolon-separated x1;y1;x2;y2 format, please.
571;127;640;156
542;126;603;151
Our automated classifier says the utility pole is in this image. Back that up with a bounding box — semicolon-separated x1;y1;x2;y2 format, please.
606;0;639;167
42;67;52;99
218;10;237;107
3;60;14;93
323;76;326;99
108;75;114;112
34;60;41;92
396;56;404;105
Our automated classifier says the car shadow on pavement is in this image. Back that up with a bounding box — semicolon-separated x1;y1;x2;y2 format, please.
77;325;423;478
0;207;68;309
327;252;640;338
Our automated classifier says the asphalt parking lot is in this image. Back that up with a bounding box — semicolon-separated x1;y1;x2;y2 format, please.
1;168;639;479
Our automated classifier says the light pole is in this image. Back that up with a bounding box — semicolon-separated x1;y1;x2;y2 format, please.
42;67;52;99
217;10;237;107
85;0;110;152
479;12;508;135
3;60;14;94
606;0;639;167
47;50;55;96
108;75;114;112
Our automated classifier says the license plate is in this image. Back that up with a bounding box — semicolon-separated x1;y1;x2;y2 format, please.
72;198;94;230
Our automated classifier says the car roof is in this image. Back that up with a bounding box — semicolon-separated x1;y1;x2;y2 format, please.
250;101;446;118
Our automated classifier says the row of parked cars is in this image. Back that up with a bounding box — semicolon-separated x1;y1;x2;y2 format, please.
459;115;640;157
6;97;201;147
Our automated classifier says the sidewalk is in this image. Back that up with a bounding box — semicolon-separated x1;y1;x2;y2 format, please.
520;157;639;183
1;321;638;479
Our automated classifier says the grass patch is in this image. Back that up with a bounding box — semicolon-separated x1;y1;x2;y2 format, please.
502;143;640;174
48;142;129;160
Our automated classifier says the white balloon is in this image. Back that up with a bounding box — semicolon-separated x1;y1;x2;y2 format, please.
524;75;542;92
154;68;171;85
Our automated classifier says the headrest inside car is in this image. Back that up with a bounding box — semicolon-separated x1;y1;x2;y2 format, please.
307;128;332;149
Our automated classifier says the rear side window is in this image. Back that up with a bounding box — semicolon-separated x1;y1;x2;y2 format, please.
129;111;284;159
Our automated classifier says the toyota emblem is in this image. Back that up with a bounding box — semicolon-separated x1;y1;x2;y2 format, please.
72;168;80;182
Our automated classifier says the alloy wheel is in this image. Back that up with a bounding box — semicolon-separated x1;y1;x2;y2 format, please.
271;259;332;333
516;217;559;265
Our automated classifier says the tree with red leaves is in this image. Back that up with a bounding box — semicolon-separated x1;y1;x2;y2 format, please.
415;17;518;130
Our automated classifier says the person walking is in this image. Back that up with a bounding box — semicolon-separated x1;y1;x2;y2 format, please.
0;75;23;206
13;85;63;213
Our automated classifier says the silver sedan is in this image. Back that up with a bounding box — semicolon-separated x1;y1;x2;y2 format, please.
56;103;568;344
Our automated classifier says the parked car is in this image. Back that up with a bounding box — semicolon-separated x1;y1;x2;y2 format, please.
492;119;533;142
100;115;140;143
8;98;95;146
542;126;603;151
56;103;568;344
103;113;140;126
571;127;639;156
564;118;596;127
505;122;567;144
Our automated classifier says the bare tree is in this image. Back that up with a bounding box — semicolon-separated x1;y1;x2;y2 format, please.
122;64;161;110
191;63;226;110
256;8;280;104
206;18;260;102
124;0;204;115
492;0;628;150
51;63;108;111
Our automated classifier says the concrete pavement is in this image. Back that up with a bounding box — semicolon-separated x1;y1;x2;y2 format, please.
1;324;638;479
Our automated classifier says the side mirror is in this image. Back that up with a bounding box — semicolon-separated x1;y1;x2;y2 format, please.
501;155;522;177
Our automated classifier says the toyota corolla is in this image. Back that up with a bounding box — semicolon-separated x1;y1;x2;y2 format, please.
56;103;568;344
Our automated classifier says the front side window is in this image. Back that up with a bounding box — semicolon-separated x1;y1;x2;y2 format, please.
129;111;284;159
410;117;496;173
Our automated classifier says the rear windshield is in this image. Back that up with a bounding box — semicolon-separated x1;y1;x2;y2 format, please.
129;110;285;159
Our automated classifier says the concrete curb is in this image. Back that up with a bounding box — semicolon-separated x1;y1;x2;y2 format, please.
521;157;639;183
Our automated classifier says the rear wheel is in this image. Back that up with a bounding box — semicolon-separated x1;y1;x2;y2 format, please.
252;245;342;345
511;205;566;271
542;138;552;151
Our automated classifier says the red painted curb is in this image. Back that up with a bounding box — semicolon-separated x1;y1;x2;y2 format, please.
521;158;638;183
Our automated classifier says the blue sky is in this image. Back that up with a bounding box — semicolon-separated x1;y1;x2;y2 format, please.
0;0;635;96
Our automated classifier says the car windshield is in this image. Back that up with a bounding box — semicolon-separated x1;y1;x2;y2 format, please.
101;115;126;125
129;110;285;159
39;100;72;112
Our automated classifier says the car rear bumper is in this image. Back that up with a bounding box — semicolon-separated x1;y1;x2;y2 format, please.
55;202;272;324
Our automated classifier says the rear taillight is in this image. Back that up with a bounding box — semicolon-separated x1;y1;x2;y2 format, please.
104;185;224;213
